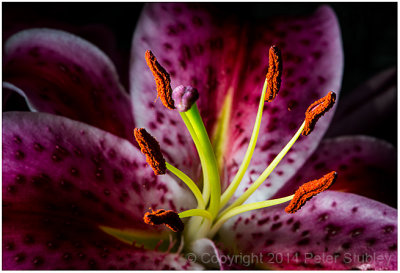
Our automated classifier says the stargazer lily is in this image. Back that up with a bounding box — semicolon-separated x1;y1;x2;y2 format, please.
2;3;397;270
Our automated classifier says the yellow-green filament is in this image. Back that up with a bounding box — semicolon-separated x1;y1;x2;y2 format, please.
185;104;221;218
179;209;213;221
166;162;205;209
220;79;268;209
220;121;305;216
207;195;294;238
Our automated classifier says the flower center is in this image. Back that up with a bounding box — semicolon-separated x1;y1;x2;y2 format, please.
135;47;337;247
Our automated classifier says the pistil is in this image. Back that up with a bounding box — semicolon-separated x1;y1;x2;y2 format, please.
184;104;221;218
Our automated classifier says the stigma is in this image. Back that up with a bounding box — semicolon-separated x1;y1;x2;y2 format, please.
172;85;199;112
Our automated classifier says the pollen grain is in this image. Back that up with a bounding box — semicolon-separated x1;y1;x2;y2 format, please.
302;91;336;136
134;128;166;175
144;209;184;232
266;45;283;102
145;50;175;109
285;171;337;213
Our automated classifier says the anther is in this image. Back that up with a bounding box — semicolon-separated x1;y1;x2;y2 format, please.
172;85;199;112
143;209;184;232
145;50;175;109
134;128;166;175
285;171;337;213
302;91;336;136
265;45;282;102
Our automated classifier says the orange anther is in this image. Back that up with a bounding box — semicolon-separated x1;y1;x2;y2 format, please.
302;91;336;136
145;50;175;109
134;128;166;175
144;209;184;232
265;45;282;102
285;171;337;213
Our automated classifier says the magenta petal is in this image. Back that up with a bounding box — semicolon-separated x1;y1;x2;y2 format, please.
4;28;134;141
273;136;396;207
3;213;202;270
130;4;343;193
219;191;397;270
3;112;196;230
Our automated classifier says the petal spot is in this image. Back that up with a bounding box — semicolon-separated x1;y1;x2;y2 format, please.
15;150;25;160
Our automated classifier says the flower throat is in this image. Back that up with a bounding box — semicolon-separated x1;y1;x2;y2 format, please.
136;46;337;245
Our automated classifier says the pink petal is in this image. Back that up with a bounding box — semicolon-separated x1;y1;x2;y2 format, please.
4;28;134;141
219;191;397;270
190;238;223;269
3;112;196;236
273;136;396;207
130;4;343;195
3;213;202;270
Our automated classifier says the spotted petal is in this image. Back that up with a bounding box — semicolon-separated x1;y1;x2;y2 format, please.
3;112;198;268
273;136;397;207
130;4;343;197
218;191;397;270
3;212;203;270
3;28;134;141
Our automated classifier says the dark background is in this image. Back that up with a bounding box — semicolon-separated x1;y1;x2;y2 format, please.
2;2;397;145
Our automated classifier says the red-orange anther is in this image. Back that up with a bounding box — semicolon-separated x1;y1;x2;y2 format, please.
144;209;184;232
134;128;166;175
145;50;175;109
302;91;336;136
285;171;337;214
265;45;282;102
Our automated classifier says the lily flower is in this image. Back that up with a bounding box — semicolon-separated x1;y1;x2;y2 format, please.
3;3;396;270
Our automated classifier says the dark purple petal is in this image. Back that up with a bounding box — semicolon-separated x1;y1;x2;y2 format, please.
274;136;397;207
130;4;343;196
326;67;396;139
3;28;134;141
219;191;397;270
3;212;203;270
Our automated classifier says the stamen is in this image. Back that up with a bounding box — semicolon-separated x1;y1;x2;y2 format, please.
134;128;166;175
145;50;175;109
265;45;282;102
285;171;337;213
144;209;184;232
172;85;199;112
220;121;305;215
302;91;336;136
166;162;205;209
